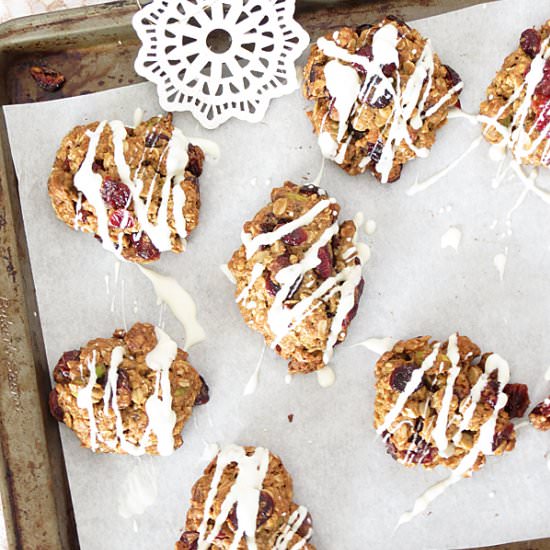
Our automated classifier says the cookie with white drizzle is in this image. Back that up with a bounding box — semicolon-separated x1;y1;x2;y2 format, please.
48;322;209;455
176;445;314;550
302;16;463;183
47;113;203;262
374;334;530;471
228;182;365;375
529;397;550;431
480;20;550;166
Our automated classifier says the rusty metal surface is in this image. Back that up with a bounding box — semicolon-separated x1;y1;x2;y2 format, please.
0;1;546;549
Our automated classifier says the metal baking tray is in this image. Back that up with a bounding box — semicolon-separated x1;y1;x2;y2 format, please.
0;0;547;548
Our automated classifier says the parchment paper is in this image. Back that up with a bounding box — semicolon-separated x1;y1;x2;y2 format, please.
4;0;550;548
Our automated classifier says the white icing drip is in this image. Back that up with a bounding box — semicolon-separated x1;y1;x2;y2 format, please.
431;333;460;456
377;343;441;435
139;266;205;349
242;198;336;259
237;263;265;303
144;327;177;456
494;248;508;282
545;366;550;381
423;81;464;118
73;122;120;254
355;337;396;355
441;227;461;251
133;107;144;127
196;445;270;550
109;120;190;252
117;460;158;519
172;177;187;241
76;351;99;451
274;505;311;549
220;263;237;284
406;136;482;196
244;344;266;396
186;136;221;161
317;365;335;388
365;219;377;235
398;353;510;526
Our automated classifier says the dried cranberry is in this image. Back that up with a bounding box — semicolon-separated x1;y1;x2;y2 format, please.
49;390;64;422
535;60;550;98
194;376;210;405
492;422;514;451
363;75;392;108
228;491;273;530
132;233;160;261
520;28;541;58
406;434;436;465
116;368;130;392
367;140;383;163
259;213;278;233
382;63;396;77
503;383;530;418
382;431;399;459
271;254;291;275
296;511;313;538
92;159;104;173
145;131;170;148
187;144;204;177
443;65;462;88
389;363;422;393
100;177;131;209
29;65;65;92
342;277;365;329
109;209;135;229
480;378;500;407
533;96;550;132
265;274;281;297
352;45;372;74
299;184;320;196
53;349;80;383
282;227;307;246
315;245;332;279
178;531;198;550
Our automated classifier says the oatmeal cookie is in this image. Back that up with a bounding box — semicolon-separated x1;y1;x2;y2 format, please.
175;445;314;550
529;397;550;431
302;16;462;183
47;114;204;262
374;334;529;472
479;21;550;166
227;182;365;375
48;322;209;455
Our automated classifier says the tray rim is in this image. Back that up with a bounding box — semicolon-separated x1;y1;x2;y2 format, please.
0;1;548;549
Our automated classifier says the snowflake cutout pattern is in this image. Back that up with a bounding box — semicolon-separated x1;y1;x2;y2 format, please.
133;0;310;129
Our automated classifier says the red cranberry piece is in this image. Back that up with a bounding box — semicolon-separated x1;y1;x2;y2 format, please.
271;254;291;275
116;368;130;392
533;96;550;131
29;65;65;92
178;531;198;550
492;422;514;451
444;65;462;88
520;28;541;58
480;378;500;407
406;434;436;465
53;349;81;383
194;376;210;406
100;177;131;209
535;79;550;98
296;512;313;538
228;491;273;530
187;144;204;177
342;277;365;330
367;140;383;163
389;363;422;393
92;159;104;173
145;131;170;148
265;274;281;297
382;63;396;77
503;383;530;418
315;245;332;279
259;213;278;234
109;209;135;229
298;184;320;196
282;227;308;246
132;233;160;261
49;390;64;422
363;75;392;108
352;45;372;74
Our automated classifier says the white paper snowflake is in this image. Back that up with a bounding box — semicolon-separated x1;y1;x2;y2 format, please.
133;0;310;129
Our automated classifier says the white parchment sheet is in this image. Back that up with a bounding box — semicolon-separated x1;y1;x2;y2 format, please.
4;0;550;548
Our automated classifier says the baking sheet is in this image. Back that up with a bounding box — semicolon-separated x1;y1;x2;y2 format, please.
4;0;550;548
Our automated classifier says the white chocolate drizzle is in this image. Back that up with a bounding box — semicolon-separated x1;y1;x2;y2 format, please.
494;247;508;282
440;226;461;251
317;24;463;183
397;352;511;525
139;265;205;350
220;263;237;284
355;337;396;355
274;505;311;549
196;445;270;549
316;366;335;388
243;344;266;396
76;351;99;451
545;366;550;381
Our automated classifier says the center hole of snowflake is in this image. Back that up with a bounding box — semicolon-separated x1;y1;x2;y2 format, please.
206;29;232;54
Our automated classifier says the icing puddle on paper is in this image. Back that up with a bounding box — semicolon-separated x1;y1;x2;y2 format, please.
138;265;205;349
